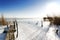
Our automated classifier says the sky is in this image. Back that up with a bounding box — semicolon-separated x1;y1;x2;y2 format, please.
0;0;60;18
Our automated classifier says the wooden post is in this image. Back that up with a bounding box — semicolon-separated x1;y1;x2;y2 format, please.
15;20;18;38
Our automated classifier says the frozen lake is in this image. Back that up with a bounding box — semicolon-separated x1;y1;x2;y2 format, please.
4;18;60;40
16;18;60;40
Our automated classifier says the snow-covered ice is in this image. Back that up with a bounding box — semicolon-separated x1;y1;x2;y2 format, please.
44;25;60;40
0;26;9;40
16;19;60;40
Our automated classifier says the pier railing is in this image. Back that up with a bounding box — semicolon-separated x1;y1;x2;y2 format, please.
5;20;18;40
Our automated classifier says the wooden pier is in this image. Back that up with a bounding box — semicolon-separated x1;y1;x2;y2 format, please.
5;26;15;40
5;20;18;40
0;15;18;40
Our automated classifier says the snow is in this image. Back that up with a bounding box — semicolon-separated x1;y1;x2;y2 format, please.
0;33;6;40
16;22;40;40
15;19;60;40
45;26;60;40
58;26;60;37
0;25;8;40
1;19;60;40
0;26;7;34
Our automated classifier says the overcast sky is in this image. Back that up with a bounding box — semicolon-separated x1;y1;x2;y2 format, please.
0;0;60;18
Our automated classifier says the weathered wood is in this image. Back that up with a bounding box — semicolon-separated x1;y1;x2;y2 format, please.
5;20;18;40
5;25;15;40
5;31;15;40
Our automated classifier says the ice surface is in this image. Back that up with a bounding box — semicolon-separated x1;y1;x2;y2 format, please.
0;26;7;34
16;19;60;40
0;26;8;40
45;26;60;40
